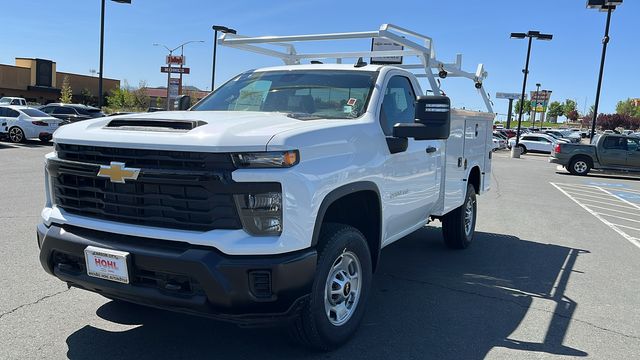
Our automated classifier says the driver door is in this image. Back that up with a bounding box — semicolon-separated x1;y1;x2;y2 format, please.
379;73;441;244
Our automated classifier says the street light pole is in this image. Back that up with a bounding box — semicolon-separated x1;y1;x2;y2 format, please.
510;30;553;154
98;0;131;109
210;25;237;91
515;35;533;146
98;0;105;108
589;6;613;143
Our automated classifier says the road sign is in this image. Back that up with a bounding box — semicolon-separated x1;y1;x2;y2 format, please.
161;66;190;74
496;92;524;100
166;55;185;65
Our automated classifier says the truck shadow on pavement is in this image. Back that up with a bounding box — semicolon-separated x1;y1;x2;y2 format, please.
65;229;589;359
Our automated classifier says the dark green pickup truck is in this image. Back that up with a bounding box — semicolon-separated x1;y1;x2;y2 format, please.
550;134;640;175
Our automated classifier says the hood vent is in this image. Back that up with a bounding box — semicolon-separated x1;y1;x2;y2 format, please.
105;118;206;132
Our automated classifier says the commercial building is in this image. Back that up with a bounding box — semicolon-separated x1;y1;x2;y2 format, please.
0;58;120;105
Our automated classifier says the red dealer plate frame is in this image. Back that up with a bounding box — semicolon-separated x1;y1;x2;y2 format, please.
84;246;130;284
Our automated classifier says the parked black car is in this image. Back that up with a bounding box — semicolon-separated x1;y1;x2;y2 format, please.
40;103;105;123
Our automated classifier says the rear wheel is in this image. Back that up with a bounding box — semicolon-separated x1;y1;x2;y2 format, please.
8;127;25;143
569;157;591;176
442;183;477;249
289;223;372;351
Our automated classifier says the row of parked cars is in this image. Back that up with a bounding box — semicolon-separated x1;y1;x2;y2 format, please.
0;97;105;143
490;128;584;154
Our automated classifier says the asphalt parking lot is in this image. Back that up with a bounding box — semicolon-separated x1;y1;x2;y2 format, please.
1;142;639;359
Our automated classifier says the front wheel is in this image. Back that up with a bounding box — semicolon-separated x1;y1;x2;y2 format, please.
289;223;372;351
442;183;477;249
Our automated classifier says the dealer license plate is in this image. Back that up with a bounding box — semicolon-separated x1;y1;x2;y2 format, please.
84;246;130;284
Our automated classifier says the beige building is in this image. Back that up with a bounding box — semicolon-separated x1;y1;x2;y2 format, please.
0;58;120;105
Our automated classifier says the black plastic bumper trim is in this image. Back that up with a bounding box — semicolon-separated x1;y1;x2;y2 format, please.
37;224;316;326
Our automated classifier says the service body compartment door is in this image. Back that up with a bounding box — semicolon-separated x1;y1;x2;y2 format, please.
438;115;466;215
435;111;493;216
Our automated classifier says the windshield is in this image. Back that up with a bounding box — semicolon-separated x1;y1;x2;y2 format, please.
20;108;50;117
192;70;378;119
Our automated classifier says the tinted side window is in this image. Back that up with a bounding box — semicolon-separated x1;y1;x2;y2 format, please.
41;106;53;114
522;136;534;141
55;107;75;115
7;109;19;117
627;138;639;151
0;107;6;117
603;136;626;150
379;76;416;136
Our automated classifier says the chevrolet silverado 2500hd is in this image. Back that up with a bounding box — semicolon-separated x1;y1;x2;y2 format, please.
37;24;494;350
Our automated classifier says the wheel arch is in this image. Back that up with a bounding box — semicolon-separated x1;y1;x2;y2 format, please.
312;181;382;272
569;154;594;168
468;166;481;194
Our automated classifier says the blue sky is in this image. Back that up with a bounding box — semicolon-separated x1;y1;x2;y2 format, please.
2;0;637;118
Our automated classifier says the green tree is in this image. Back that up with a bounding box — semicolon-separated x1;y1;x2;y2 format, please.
563;99;577;115
547;101;564;118
514;99;531;116
80;88;93;105
59;76;73;103
132;80;150;110
616;98;640;117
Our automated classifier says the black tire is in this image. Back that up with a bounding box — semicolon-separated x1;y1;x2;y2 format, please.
517;144;527;155
442;183;477;249
289;223;372;351
568;157;591;176
8;126;25;143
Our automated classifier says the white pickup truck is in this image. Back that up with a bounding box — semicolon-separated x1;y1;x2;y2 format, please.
37;25;494;350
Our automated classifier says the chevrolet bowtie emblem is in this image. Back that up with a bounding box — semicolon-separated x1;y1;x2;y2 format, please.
97;162;140;183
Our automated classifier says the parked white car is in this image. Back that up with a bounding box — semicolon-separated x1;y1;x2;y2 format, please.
508;133;557;154
492;136;506;150
0;97;27;106
0;105;63;143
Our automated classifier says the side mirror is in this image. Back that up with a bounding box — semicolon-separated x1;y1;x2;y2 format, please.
392;96;451;140
175;95;191;110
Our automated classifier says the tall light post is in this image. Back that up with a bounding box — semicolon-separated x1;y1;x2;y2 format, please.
586;0;623;143
532;83;541;130
211;25;237;91
98;0;131;108
154;40;203;110
510;31;553;156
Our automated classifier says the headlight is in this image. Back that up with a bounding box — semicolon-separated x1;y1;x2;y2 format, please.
234;192;282;236
231;151;299;168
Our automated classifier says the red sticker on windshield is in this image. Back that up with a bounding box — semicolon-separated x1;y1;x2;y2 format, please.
347;98;357;106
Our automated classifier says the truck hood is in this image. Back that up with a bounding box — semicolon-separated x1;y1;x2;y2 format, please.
53;111;318;152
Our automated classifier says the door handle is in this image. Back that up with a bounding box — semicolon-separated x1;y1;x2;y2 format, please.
426;146;437;154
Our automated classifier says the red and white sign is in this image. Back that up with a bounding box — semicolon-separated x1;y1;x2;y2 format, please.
166;55;185;65
84;246;130;284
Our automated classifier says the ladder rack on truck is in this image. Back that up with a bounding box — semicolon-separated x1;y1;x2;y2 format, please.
219;23;494;113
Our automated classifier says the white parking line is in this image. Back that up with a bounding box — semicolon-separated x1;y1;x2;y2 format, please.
551;182;640;250
596;213;640;224
595;186;640;210
565;191;629;202
568;197;638;210
588;204;640;216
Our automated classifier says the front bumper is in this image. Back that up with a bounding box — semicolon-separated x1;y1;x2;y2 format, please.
37;223;316;326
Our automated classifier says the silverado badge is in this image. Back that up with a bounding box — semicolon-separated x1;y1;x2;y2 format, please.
97;162;140;183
